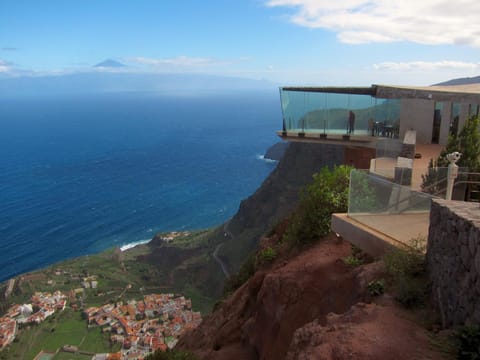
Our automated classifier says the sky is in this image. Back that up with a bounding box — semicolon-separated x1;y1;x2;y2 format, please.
1;0;480;86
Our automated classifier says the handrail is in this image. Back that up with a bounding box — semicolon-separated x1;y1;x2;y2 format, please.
381;173;480;213
421;177;448;193
380;187;439;214
351;170;437;214
454;180;480;188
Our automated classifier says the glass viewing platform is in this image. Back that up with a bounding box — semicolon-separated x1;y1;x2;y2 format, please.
279;87;400;142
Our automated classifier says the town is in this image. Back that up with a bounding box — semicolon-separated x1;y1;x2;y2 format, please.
85;293;202;358
0;288;201;359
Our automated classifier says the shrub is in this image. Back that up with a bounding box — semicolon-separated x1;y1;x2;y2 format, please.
453;325;480;360
284;165;352;245
259;247;277;262
222;252;256;296
367;279;385;296
383;236;427;308
343;256;364;267
383;236;426;278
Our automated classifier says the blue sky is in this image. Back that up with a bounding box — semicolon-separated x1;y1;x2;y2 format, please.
1;0;480;85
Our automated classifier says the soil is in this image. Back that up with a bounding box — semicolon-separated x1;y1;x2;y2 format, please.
177;236;451;360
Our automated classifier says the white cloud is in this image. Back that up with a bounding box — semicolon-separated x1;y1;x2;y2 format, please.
373;60;480;71
266;0;480;46
130;56;230;68
0;59;11;73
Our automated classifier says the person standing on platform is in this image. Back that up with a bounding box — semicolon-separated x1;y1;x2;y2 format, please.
348;110;356;134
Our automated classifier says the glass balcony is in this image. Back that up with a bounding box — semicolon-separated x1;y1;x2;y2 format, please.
279;88;400;139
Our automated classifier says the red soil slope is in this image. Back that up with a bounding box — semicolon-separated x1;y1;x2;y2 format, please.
177;237;447;360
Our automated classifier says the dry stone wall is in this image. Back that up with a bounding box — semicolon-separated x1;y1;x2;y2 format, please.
427;199;480;326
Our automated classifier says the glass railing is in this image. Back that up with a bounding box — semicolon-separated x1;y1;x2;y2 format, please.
280;88;400;138
420;167;469;199
348;167;471;216
346;168;477;243
347;169;434;243
348;170;434;216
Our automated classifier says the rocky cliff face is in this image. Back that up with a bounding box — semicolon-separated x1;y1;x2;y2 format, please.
218;142;345;272
176;236;447;360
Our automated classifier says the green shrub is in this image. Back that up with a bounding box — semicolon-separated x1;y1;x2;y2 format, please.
453;325;480;360
367;279;385;296
383;236;426;278
259;247;277;262
383;236;427;308
343;256;364;267
284;165;352;245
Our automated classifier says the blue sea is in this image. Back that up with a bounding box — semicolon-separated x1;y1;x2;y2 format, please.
0;90;281;282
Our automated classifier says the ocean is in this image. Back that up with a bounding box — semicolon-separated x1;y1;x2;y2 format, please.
0;90;281;282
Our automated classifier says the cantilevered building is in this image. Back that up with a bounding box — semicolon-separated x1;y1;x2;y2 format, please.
277;83;480;256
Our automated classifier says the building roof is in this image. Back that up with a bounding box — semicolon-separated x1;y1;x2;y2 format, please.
281;83;480;103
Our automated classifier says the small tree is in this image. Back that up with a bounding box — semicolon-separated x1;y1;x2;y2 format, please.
284;165;352;245
422;116;480;195
438;115;480;170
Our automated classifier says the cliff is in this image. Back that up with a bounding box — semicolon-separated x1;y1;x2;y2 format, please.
176;236;448;360
128;142;345;311
216;142;345;273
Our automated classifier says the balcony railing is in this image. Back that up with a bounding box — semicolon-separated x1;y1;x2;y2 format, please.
346;168;478;244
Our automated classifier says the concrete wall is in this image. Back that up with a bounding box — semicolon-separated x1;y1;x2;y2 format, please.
427;199;480;326
399;99;435;144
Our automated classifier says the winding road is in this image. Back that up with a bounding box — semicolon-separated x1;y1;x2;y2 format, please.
212;221;232;278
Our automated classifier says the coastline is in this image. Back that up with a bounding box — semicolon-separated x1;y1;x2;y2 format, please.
119;239;151;252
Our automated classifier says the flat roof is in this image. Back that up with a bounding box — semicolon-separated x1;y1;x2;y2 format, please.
281;84;480;103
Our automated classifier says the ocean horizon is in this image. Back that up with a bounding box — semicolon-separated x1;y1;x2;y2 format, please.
0;90;281;282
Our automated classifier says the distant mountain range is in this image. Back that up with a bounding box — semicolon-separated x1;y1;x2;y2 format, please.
434;75;480;86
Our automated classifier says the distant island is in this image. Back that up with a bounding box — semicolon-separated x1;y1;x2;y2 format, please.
94;59;126;68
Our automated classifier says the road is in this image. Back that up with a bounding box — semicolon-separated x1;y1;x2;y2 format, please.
212;221;232;279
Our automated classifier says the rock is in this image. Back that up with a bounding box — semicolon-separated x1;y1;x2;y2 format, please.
461;245;470;268
285;299;442;360
264;141;290;161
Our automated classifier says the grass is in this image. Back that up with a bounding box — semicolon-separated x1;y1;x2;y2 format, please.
181;284;216;315
53;353;93;360
2;308;119;360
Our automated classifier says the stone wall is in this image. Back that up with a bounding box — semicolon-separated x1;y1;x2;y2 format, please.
427;199;480;326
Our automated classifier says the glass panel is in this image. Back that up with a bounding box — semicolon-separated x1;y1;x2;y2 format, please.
279;89;404;139
431;102;442;144
348;169;433;243
450;103;461;136
372;99;400;138
420;166;469;200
